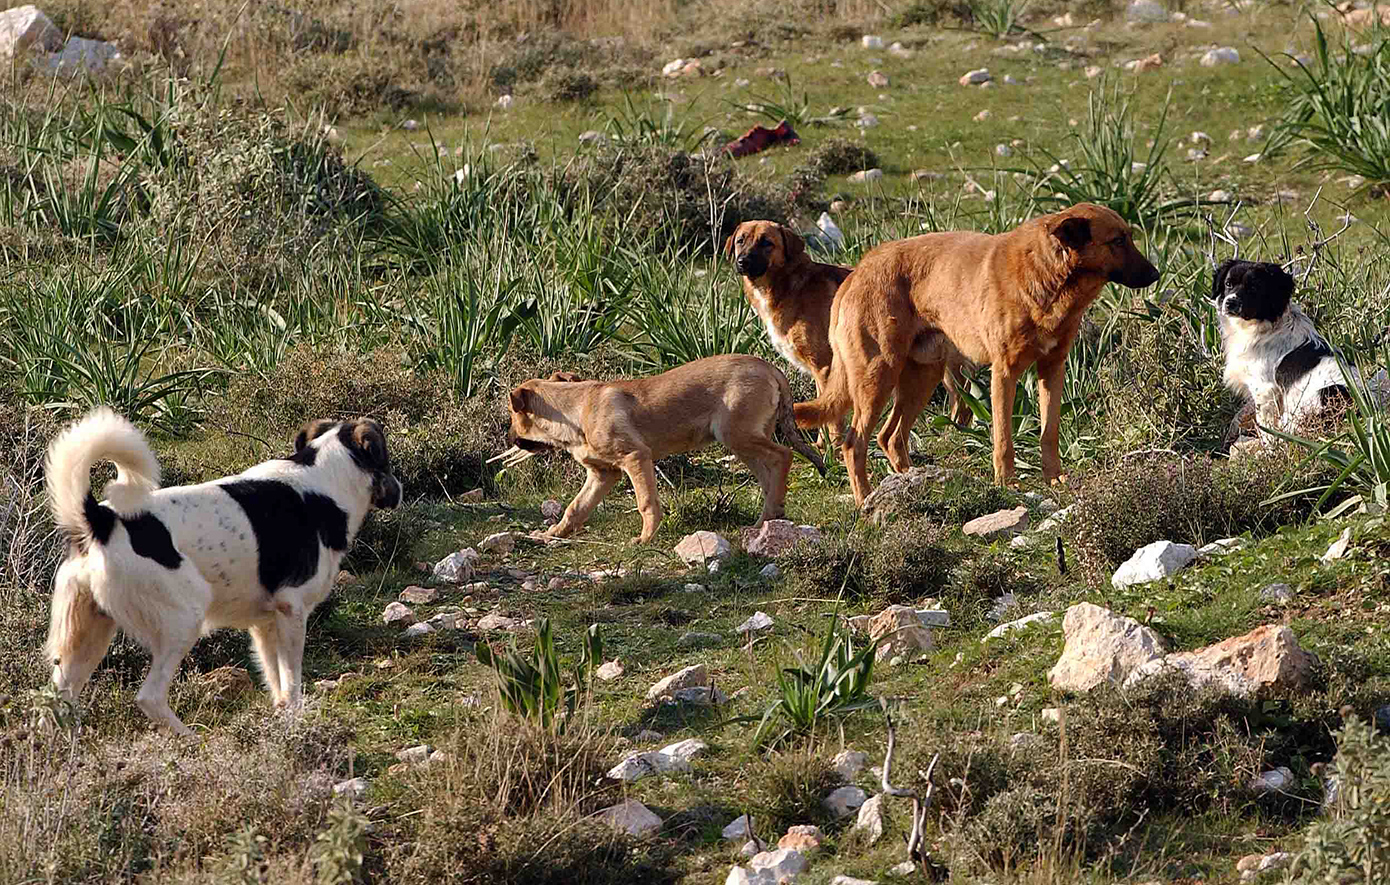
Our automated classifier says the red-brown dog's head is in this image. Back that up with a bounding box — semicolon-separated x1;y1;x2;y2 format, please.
724;221;806;280
1046;203;1160;290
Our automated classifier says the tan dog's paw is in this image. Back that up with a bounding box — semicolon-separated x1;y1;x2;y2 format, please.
1049;473;1071;487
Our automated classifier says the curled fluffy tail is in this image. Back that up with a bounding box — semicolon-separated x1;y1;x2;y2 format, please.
46;407;160;546
792;357;853;430
776;373;827;477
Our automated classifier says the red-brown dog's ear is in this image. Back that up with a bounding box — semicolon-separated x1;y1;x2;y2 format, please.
509;387;531;413
723;232;736;257
1051;216;1092;252
780;226;805;263
547;371;583;383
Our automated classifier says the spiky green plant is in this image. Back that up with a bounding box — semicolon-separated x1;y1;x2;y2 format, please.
743;623;878;748
475;619;602;731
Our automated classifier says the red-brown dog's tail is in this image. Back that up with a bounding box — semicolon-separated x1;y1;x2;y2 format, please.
775;372;826;477
792;358;852;431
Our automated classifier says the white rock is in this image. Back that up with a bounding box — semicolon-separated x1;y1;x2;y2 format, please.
1321;528;1352;562
862;35;884;49
496;94;515;109
671;685;728;705
916;609;951;627
1035;505;1075;533
683;583;706;593
1002;74;1020;85
996;143;1014;157
736;611;775;634
396;744;433;764
577;131;606;145
848;168;884;184
1208;189;1233;202
831;878;879;885
824;785;867;818
596;799;663;836
1200;47;1240;66
750;847;810;880
1259;583;1294;604
959;67;992;85
1125;0;1169;22
660;738;708;764
834;749;869;780
0;6;60;60
479;531;515;554
988;592;1019;621
1048;603;1167;692
760;563;782;580
39;36;121;76
888;861;917;876
402;119;420;131
433;548;480;583
816;212;845;251
596;660;625;681
382;601;416;625
983;611;1057;643
855;113;880;129
607;750;685;782
332;777;370;799
1111;541;1199;588
1010;534;1036;550
854;793;887;844
662;58;686;76
1198;537;1244;557
675;531;732;566
477;613;522;631
647;664;709;701
889;41;912;57
402;622;434;637
723;814;752;839
1250;766;1294;794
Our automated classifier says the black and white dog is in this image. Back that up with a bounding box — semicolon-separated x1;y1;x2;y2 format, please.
45;409;401;736
1213;258;1356;436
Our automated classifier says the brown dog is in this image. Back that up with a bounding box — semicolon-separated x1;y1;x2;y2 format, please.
725;221;972;452
495;355;826;544
794;203;1159;505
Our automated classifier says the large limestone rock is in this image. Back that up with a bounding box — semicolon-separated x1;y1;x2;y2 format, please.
1111;541;1198;588
854;793;887;844
1126;625;1317;697
596;799;663;836
646;664;709;701
0;6;61;60
742;520;823;557
38;36;121;75
676;531;733;566
962;506;1029;541
1048;603;1167;692
860;465;952;524
868;605;934;661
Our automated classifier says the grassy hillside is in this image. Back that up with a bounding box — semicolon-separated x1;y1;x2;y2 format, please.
4;0;1390;882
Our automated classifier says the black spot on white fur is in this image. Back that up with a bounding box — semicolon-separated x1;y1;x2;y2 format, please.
83;492;115;545
1276;336;1335;390
219;479;350;593
122;512;183;569
284;445;317;467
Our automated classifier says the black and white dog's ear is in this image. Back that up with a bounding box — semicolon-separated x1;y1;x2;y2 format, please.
1212;258;1238;301
294;419;338;452
342;419;390;470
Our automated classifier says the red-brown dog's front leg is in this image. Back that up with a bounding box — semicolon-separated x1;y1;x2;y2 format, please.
990;365;1021;485
1036;351;1069;482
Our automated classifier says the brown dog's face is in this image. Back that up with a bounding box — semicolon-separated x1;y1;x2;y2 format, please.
1047;203;1160;290
723;221;805;280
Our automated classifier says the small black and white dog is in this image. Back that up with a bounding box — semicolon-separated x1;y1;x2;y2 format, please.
45;409;401;736
1213;258;1355;436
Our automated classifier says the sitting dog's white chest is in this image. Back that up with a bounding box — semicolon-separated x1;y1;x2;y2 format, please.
752;286;814;377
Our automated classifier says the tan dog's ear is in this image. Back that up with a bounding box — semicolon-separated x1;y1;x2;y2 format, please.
294;419;337;453
509;387;532;413
548;371;583;383
780;226;806;263
1051;216;1092;252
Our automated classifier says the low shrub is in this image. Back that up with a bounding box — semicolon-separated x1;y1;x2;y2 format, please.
743;749;845;835
781;516;957;604
1292;713;1390;881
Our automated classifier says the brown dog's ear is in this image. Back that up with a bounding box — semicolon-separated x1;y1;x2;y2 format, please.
723;232;736;257
294;419;337;453
344;419;390;470
509;387;532;413
780;226;805;263
547;371;583;383
1051;216;1092;252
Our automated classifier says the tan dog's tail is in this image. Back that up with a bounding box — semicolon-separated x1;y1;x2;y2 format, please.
792;357;852;431
776;373;827;476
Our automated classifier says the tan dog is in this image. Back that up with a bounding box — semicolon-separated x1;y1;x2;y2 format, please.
726;221;973;451
495;355;826;544
794;203;1160;505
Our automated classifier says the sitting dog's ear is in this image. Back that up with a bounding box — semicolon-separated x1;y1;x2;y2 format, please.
780;226;806;263
345;419;390;470
548;371;583;383
294;419;337;453
1051;216;1092;252
1212;258;1237;301
723;232;736;257
509;387;532;413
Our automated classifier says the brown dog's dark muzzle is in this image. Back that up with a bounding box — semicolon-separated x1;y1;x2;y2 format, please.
510;434;553;453
1112;257;1161;289
736;253;768;278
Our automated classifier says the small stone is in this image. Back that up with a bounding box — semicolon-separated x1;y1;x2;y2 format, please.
479;531;516;555
402;622;434;637
1201;47;1240;66
963;507;1030;540
396;744;433;764
1209;189;1233;202
1126;624;1317;697
382;602;415;625
824;785;867;818
760;563;782;580
1111;541;1199;588
547;577;566;590
833;749;869;780
973;109;992;122
402;119;420;131
1250;766;1294;794
867;70;889;88
0;6;61;61
647;664;709;701
1009;732;1042;751
541;499;564;522
868;605;934;661
848;168;884;184
477;613;523;631
1085;65;1103;78
736;611;775;634
1247;124;1267;142
675;531;733;566
399;586;438;605
983;611;1057;642
1198;537;1244;557
1048;603;1167;692
496;94;515;109
854;793;887;844
683;583;706;593
888;861;917;876
578;130;606;145
995;143;1013;157
1010;534;1036;550
1125;0;1169;22
678;632;722;649
778;824;824;853
1259;583;1294;604
596;660;625;681
1041;707;1062;723
671;685;728;705
333;777;370;799
596;799;663;836
889;41;912;57
749;848;810;881
862;35;884;49
1321;527;1352;562
433;548;480;583
743;520;823;557
959;67;992;85
459;488;484;502
723;814;752;839
855;113;880;129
